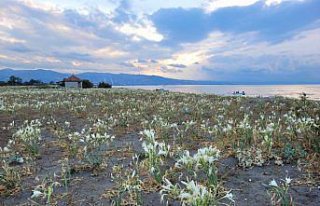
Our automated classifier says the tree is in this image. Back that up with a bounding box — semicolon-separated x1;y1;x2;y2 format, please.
7;75;22;86
98;82;112;88
25;79;43;86
0;81;6;86
58;81;65;87
82;79;93;88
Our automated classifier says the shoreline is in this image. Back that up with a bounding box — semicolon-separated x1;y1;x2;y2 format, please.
116;84;320;101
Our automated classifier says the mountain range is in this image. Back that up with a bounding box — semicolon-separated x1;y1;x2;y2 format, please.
1;68;318;85
0;68;223;86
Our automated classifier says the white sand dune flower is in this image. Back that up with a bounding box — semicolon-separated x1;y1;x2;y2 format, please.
31;190;43;198
141;129;156;141
269;179;278;187
161;178;174;191
175;151;193;168
3;147;10;152
131;170;136;178
150;166;156;174
65;121;70;127
179;192;192;200
160;178;180;201
16;157;24;163
224;192;235;202
179;180;213;204
285;177;292;184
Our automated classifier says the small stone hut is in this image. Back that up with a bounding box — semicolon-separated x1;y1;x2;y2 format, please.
63;75;82;88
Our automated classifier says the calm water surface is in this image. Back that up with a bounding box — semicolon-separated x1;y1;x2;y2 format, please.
118;85;320;100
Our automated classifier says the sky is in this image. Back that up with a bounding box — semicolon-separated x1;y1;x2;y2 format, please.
0;0;319;83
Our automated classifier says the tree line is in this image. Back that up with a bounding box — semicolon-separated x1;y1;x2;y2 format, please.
0;75;46;86
81;80;112;88
0;75;112;88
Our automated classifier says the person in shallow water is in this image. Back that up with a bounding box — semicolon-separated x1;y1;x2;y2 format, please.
233;91;246;95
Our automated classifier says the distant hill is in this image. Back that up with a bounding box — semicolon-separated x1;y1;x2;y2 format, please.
0;68;223;86
0;69;66;83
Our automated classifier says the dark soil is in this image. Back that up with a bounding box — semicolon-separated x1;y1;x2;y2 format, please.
1;89;319;205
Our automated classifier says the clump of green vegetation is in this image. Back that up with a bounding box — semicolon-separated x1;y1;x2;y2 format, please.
282;143;307;163
109;157;143;206
161;178;234;206
236;146;265;167
141;129;170;183
0;163;21;195
161;146;234;205
267;177;293;206
12;119;42;157
31;175;61;205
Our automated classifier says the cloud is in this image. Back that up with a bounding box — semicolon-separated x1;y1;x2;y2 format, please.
152;0;320;44
208;0;320;41
0;0;319;83
152;8;208;44
0;0;137;73
168;64;187;68
93;47;128;58
264;0;306;6
202;0;308;12
115;17;164;42
197;27;320;81
202;0;260;12
0;35;26;44
5;43;33;53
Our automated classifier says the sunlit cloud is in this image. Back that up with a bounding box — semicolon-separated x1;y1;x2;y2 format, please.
265;0;306;6
202;0;260;12
18;0;60;12
0;54;10;60
93;47;128;58
0;34;26;44
203;0;307;12
115;17;164;42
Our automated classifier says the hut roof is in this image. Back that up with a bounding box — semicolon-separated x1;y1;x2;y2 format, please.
63;75;81;82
